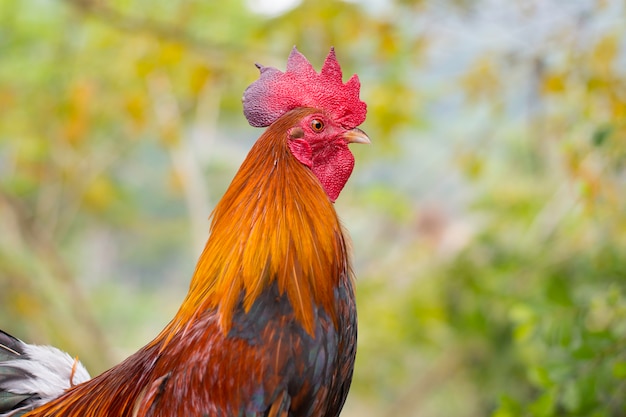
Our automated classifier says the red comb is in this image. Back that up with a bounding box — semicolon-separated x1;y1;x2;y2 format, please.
242;47;367;129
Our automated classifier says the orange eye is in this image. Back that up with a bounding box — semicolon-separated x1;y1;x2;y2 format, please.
311;119;324;132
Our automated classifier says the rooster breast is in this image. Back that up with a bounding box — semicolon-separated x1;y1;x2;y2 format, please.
137;278;356;417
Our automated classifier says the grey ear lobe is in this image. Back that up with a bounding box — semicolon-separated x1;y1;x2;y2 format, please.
289;127;305;139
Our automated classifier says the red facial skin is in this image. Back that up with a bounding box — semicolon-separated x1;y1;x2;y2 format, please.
286;112;356;203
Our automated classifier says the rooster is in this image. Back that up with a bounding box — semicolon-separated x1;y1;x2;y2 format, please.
0;47;369;417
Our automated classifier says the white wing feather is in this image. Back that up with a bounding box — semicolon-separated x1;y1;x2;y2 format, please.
0;334;90;416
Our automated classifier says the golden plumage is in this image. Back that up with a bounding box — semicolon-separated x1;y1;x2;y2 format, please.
167;108;350;338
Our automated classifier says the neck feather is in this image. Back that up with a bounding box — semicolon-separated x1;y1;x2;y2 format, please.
167;109;350;337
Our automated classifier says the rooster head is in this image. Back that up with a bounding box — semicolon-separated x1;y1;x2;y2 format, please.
242;47;369;202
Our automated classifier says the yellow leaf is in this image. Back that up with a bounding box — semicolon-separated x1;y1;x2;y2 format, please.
124;93;147;127
460;58;501;101
82;176;116;211
591;35;618;75
63;80;94;147
158;42;184;67
542;73;566;94
189;65;212;95
611;97;626;119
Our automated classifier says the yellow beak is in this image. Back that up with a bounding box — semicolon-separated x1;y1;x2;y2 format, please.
344;128;371;145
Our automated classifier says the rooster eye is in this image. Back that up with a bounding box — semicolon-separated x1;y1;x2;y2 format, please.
310;119;324;132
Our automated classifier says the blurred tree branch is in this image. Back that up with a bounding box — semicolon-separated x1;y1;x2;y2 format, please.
382;349;464;417
61;0;234;59
0;190;114;368
146;71;214;254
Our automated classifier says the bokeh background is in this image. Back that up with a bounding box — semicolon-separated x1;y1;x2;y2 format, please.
1;0;626;416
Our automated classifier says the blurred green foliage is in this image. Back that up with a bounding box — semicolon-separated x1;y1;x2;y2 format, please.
1;0;625;416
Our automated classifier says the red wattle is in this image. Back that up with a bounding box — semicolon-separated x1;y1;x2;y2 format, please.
311;145;355;203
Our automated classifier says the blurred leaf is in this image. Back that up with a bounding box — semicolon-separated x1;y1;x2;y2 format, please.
612;362;626;379
591;125;613;147
529;389;557;417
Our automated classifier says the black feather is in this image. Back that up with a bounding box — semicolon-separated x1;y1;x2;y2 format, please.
0;331;25;361
0;391;32;413
0;331;39;417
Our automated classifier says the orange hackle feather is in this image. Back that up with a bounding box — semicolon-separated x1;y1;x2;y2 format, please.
22;107;353;417
170;107;349;337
